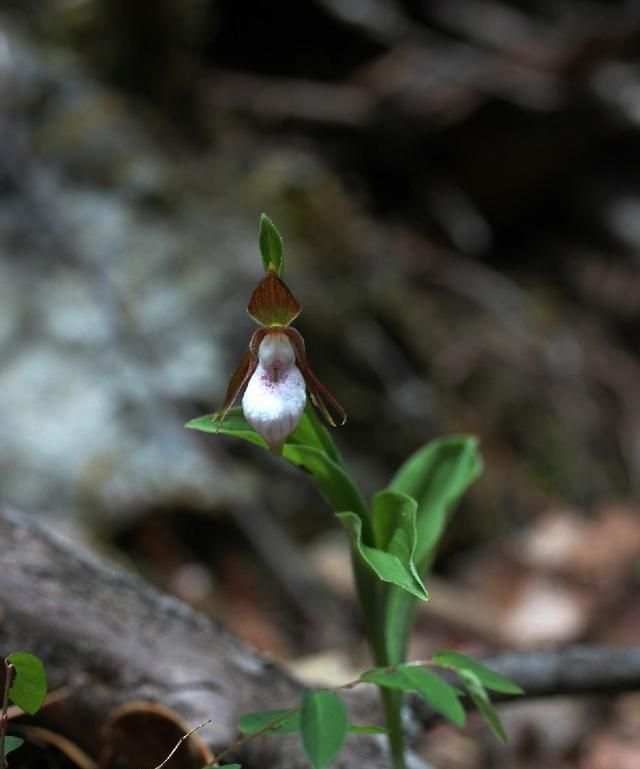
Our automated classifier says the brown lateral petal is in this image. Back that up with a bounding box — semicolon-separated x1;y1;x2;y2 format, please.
247;271;302;327
284;327;347;427
214;328;266;428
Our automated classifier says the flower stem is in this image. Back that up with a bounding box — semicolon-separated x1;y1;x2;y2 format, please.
352;561;408;769
313;424;408;768
381;689;407;769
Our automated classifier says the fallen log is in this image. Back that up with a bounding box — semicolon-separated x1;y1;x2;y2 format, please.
2;506;640;769
0;506;386;769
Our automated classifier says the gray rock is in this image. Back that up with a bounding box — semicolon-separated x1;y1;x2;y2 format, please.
0;27;263;524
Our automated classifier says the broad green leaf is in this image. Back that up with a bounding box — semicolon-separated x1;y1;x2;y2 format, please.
348;725;387;735
286;447;369;523
390;436;483;566
360;666;465;726
185;403;328;459
3;736;24;757
238;709;299;735
384;436;483;664
185;410;266;449
186;408;367;522
300;691;348;769
293;403;342;464
433;650;523;695
259;213;284;277
186;406;331;456
7;652;47;715
461;671;507;743
337;512;428;599
372;490;424;592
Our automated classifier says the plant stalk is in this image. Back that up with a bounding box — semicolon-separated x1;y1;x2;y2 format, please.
320;425;408;768
380;689;407;769
352;560;408;769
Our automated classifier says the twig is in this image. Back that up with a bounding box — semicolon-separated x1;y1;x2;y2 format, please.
0;660;14;769
6;674;88;721
481;645;640;700
214;659;440;763
411;644;640;728
149;719;212;769
214;707;298;764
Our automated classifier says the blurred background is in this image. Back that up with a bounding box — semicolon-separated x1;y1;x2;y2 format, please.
1;1;640;767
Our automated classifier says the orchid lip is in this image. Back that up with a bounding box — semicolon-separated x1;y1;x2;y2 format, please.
242;331;306;453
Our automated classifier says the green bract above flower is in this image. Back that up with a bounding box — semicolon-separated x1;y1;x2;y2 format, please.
215;268;346;454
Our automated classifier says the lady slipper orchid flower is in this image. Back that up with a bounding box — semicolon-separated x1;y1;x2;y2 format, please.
215;269;346;454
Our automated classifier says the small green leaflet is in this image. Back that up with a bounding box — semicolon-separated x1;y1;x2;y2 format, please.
433;651;523;695
3;736;24;758
300;691;349;769
360;665;465;726
460;670;508;743
238;709;299;735
7;652;47;715
201;765;242;769
259;213;284;277
201;766;241;769
349;725;387;735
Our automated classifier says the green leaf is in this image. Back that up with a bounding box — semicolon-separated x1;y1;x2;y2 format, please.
372;490;425;591
337;511;428;600
259;213;284;277
360;666;465;726
433;651;523;695
186;406;338;461
292;403;342;464
7;652;47;715
201;765;242;769
3;736;24;758
461;671;508;743
185;410;267;448
286;446;369;521
299;691;348;769
238;709;299;735
186;408;366;522
384;436;483;664
390;436;483;567
348;725;387;735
